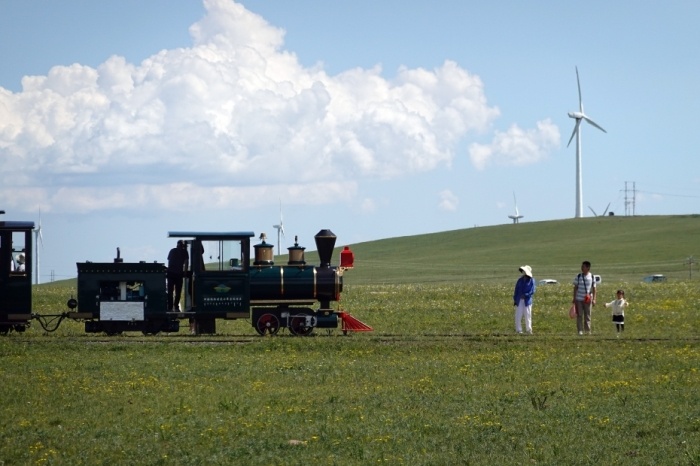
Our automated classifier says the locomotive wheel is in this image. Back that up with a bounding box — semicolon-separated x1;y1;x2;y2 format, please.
255;313;280;336
289;315;314;336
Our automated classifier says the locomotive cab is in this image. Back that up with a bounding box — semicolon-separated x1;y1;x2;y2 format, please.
0;220;34;334
168;231;254;334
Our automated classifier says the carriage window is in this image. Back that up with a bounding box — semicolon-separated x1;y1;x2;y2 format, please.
201;239;246;272
99;281;145;301
11;231;27;274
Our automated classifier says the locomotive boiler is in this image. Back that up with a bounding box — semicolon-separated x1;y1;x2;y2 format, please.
248;229;351;335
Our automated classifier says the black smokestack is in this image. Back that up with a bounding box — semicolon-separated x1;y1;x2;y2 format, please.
314;229;336;268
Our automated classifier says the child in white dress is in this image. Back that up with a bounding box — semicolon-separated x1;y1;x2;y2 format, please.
605;289;629;334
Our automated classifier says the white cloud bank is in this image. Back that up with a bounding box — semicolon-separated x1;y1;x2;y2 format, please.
0;0;558;214
468;119;560;170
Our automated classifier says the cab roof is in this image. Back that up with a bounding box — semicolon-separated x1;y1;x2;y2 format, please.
168;231;255;241
0;221;35;231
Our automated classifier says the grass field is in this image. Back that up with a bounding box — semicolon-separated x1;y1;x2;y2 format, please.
1;216;699;465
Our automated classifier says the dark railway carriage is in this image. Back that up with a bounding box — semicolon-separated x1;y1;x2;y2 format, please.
0;219;34;334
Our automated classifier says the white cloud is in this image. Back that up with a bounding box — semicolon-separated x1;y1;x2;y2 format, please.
40;181;357;214
0;0;553;215
360;198;377;213
468;119;560;170
438;190;459;211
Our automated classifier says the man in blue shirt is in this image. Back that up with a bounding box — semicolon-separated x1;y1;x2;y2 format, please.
514;265;536;334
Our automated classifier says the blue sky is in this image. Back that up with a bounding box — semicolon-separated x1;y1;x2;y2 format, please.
1;0;699;281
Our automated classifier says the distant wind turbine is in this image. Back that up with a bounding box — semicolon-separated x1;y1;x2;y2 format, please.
272;201;284;257
34;212;44;284
508;193;524;224
567;66;607;218
588;202;611;217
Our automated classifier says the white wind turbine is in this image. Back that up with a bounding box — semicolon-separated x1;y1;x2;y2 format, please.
34;212;44;284
567;66;607;218
588;202;611;217
272;201;284;258
508;192;524;224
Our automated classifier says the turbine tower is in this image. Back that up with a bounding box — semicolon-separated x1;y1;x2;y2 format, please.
508;192;524;224
272;201;284;258
567;66;607;218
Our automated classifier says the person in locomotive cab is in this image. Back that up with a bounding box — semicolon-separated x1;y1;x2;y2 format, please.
194;240;205;272
15;253;26;272
167;240;189;312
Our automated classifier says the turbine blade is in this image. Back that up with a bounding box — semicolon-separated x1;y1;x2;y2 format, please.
588;206;598;216
603;202;611;216
512;192;520;217
567;119;580;147
278;199;284;236
583;115;607;133
36;210;44;247
575;66;583;112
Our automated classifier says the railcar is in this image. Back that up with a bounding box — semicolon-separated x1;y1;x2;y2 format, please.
0;218;34;334
70;254;179;335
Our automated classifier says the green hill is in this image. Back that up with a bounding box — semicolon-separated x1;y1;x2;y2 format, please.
339;215;700;285
40;215;700;288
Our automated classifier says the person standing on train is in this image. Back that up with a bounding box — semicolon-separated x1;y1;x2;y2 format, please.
513;265;536;335
167;240;189;312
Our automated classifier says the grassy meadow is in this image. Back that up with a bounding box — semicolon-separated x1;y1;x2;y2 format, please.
1;215;700;465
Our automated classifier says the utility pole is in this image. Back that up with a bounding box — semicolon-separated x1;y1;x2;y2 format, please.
685;256;697;279
623;181;637;216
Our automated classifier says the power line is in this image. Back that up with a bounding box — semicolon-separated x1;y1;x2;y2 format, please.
637;190;700;199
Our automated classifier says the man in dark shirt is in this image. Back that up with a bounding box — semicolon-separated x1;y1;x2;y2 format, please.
167;240;189;312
